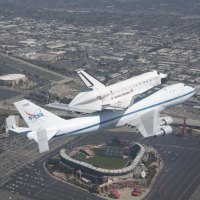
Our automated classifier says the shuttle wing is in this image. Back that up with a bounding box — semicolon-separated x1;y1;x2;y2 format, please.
47;101;127;113
46;102;96;113
103;93;135;110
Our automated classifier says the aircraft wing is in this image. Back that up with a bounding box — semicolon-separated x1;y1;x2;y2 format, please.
126;108;173;137
127;108;160;137
46;102;96;113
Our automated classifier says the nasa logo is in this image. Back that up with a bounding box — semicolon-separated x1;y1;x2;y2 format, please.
25;111;44;121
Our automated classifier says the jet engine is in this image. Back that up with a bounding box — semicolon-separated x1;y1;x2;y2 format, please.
27;131;36;140
97;88;111;99
159;117;173;126
155;125;172;136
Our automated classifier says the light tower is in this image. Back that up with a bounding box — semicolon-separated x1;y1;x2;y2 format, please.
181;117;187;137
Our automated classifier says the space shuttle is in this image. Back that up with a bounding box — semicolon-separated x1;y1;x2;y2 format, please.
48;69;168;113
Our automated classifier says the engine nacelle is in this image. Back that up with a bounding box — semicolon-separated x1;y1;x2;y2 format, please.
156;125;172;136
27;131;36;140
159;117;173;126
98;87;111;99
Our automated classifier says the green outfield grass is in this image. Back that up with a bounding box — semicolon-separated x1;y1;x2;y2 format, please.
84;155;128;169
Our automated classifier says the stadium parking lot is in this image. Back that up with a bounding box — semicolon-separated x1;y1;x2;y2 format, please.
1;163;50;197
143;134;200;200
0;130;200;200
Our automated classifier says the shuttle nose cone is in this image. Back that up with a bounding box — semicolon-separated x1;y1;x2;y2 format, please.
159;73;168;79
187;85;195;94
159;72;168;83
183;85;195;100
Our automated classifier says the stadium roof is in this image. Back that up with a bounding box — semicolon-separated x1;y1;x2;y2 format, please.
0;74;26;81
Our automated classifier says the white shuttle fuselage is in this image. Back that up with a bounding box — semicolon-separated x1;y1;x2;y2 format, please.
68;70;168;112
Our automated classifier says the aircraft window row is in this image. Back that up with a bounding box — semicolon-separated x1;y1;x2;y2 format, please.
128;79;156;89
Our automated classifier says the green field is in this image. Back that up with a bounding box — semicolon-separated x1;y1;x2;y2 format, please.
84;155;128;169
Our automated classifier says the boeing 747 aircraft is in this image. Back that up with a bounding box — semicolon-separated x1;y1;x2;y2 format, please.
11;83;195;153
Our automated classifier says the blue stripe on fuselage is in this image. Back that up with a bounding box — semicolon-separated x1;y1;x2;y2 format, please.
57;90;194;136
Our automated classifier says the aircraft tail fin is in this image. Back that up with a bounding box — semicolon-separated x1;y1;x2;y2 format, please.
76;69;105;90
14;99;66;131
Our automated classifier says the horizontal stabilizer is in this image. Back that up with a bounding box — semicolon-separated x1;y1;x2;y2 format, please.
5;115;30;133
10;127;31;133
6;115;18;133
36;129;49;153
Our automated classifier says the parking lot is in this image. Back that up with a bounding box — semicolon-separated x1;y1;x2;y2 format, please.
0;129;200;200
1;163;50;197
143;134;200;200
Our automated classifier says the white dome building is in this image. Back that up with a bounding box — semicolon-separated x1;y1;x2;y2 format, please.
0;74;28;86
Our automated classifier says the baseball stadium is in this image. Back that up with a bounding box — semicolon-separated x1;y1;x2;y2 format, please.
59;138;145;182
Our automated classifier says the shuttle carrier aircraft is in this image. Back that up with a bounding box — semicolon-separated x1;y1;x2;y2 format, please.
11;83;194;153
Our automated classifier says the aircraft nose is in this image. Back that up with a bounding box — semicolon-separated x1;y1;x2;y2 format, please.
185;85;195;94
159;72;168;79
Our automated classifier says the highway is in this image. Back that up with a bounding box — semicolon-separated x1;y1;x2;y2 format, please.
0;53;72;82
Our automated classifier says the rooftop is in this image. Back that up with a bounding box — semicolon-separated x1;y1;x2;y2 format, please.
0;74;26;81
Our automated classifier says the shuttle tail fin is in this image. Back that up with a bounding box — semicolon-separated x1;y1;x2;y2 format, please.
76;69;105;90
